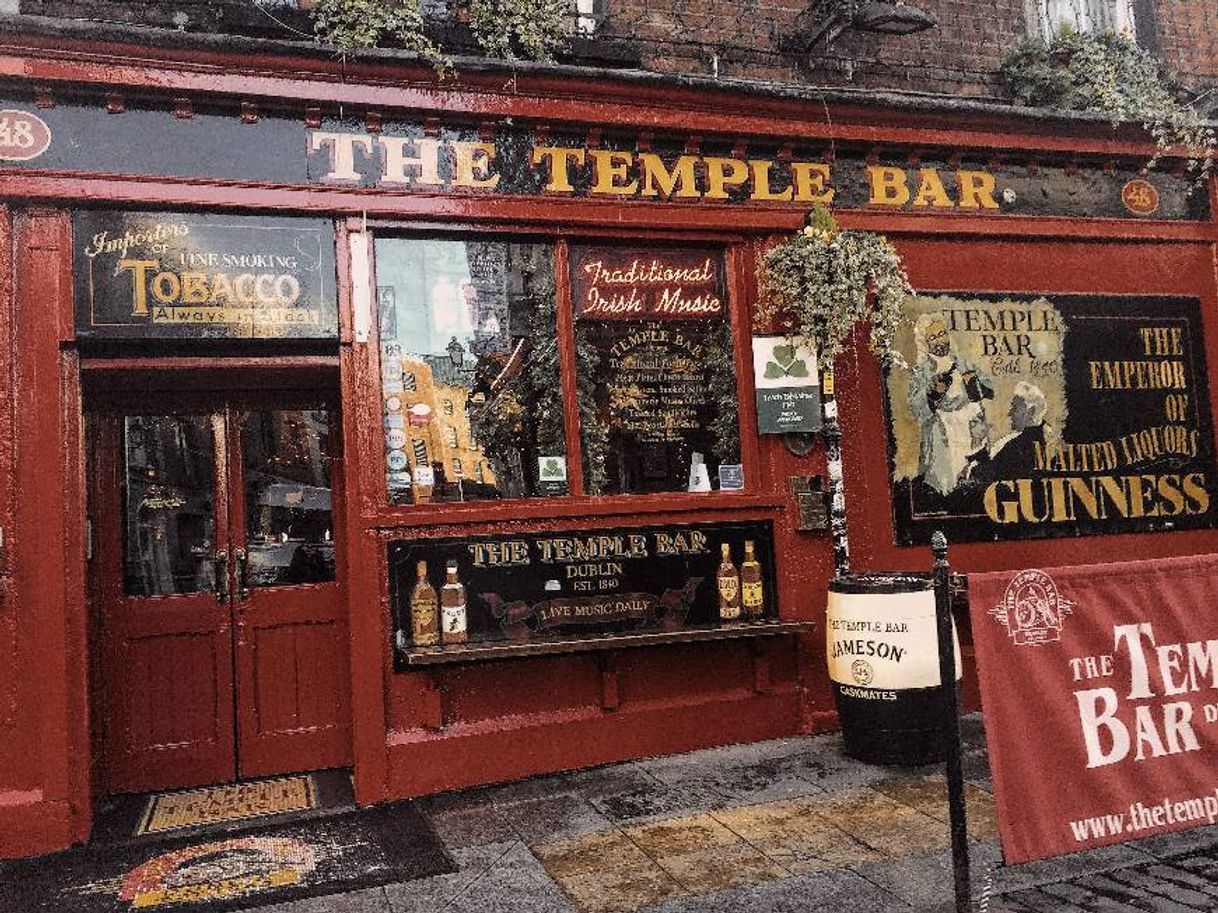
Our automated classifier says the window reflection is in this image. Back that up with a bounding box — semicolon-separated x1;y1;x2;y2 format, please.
123;415;216;597
241;409;335;587
375;238;566;504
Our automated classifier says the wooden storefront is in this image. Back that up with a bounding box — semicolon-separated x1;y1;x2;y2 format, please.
1;23;1217;859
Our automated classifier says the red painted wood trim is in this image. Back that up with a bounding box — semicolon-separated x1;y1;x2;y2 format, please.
0;794;75;860
1;171;1211;243
385;686;803;797
79;355;340;373
553;239;585;495
0;45;1178;159
362;492;787;530
727;243;763;489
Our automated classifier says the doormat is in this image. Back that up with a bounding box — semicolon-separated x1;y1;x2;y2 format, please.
0;802;455;913
137;776;318;835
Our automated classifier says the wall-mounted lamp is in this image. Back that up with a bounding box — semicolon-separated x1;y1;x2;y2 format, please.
795;0;937;51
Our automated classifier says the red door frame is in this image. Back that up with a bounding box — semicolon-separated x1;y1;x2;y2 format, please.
84;379;351;795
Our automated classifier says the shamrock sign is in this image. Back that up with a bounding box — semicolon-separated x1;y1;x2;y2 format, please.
764;343;810;379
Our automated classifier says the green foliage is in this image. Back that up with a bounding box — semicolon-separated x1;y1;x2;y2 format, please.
469;0;572;61
575;324;609;495
704;319;740;464
759;205;912;367
310;0;571;65
310;0;447;67
1001;28;1215;184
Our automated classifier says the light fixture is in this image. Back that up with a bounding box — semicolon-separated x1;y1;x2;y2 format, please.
446;336;465;368
795;0;937;51
852;1;937;34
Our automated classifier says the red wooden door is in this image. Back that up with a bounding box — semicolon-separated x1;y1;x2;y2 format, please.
93;397;350;794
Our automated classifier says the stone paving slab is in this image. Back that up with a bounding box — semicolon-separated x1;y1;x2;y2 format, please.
34;713;1218;912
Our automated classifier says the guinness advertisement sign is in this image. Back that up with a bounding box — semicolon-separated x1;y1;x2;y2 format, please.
885;294;1217;544
72;211;338;340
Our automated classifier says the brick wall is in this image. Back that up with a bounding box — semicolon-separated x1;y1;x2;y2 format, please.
14;0;1218;103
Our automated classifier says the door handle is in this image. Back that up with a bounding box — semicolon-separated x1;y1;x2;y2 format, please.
233;547;250;601
213;551;229;603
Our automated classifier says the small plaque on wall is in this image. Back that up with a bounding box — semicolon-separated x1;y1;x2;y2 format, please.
753;337;822;434
72;210;338;340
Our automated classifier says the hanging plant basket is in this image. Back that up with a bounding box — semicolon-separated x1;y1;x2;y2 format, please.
758;204;913;368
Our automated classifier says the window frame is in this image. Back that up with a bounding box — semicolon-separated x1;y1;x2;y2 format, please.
1025;0;1139;41
362;225;764;523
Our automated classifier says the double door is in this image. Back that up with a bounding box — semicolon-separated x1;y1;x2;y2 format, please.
90;396;351;793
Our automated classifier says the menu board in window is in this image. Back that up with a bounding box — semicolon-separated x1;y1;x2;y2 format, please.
571;246;741;495
375;238;567;504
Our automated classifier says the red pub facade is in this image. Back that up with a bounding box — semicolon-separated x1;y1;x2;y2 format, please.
2;17;1218;861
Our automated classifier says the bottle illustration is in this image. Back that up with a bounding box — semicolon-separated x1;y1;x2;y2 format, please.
440;561;468;644
410;560;439;647
741;540;764;619
717;542;741;621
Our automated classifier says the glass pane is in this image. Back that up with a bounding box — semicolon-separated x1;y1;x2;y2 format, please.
571;246;740;495
123;415;216;597
242;409;335;587
375;237;566;504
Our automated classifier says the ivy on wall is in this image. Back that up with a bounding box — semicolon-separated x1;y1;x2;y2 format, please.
309;0;571;64
1001;28;1215;185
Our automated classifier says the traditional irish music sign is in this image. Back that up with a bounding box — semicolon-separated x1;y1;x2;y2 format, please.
969;555;1218;864
884;293;1217;544
72;211;338;340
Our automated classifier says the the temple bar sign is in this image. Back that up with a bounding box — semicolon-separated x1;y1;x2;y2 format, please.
310;132;1004;209
73;211;338;340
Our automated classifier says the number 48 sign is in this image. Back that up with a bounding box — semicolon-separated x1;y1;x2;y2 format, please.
0;110;52;162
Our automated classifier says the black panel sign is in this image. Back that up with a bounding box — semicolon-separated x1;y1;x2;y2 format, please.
0;96;1207;221
73;211;337;340
389;520;776;665
885;293;1217;544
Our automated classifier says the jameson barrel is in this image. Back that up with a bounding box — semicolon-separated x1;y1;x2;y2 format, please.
827;574;961;765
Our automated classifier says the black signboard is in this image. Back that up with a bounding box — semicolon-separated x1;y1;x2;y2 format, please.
72;211;337;340
571;246;739;494
885;293;1218;544
0;96;1207;222
389;520;777;665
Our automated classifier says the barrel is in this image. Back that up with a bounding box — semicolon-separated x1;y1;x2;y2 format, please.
826;573;961;765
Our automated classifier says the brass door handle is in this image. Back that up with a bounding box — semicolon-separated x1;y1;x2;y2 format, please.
233;547;250;601
213;551;229;603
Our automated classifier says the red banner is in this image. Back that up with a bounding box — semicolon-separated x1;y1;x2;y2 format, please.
968;554;1218;864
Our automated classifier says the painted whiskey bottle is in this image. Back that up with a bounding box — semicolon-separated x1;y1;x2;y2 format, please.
717;543;741;621
440;562;468;644
741;540;764;619
410;560;439;647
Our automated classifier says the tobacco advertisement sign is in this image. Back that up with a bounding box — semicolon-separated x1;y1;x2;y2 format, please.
885;294;1216;544
389;520;776;664
969;555;1218;864
73;211;338;340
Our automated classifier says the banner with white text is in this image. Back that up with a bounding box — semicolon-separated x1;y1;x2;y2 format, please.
969;555;1218;864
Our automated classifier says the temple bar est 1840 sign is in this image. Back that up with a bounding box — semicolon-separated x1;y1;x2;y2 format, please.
390;520;776;665
885;294;1216;544
73;211;338;340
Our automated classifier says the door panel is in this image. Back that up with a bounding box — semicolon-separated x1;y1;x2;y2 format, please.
101;413;236;793
231;407;350;777
94;396;350;794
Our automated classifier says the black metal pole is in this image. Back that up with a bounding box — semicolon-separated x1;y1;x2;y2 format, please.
822;367;849;577
932;530;971;913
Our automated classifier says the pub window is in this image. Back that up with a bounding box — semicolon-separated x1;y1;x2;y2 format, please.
376;237;566;503
1028;0;1136;39
571;245;740;495
375;237;741;503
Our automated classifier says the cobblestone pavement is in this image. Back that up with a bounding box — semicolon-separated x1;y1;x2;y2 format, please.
49;714;1218;911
